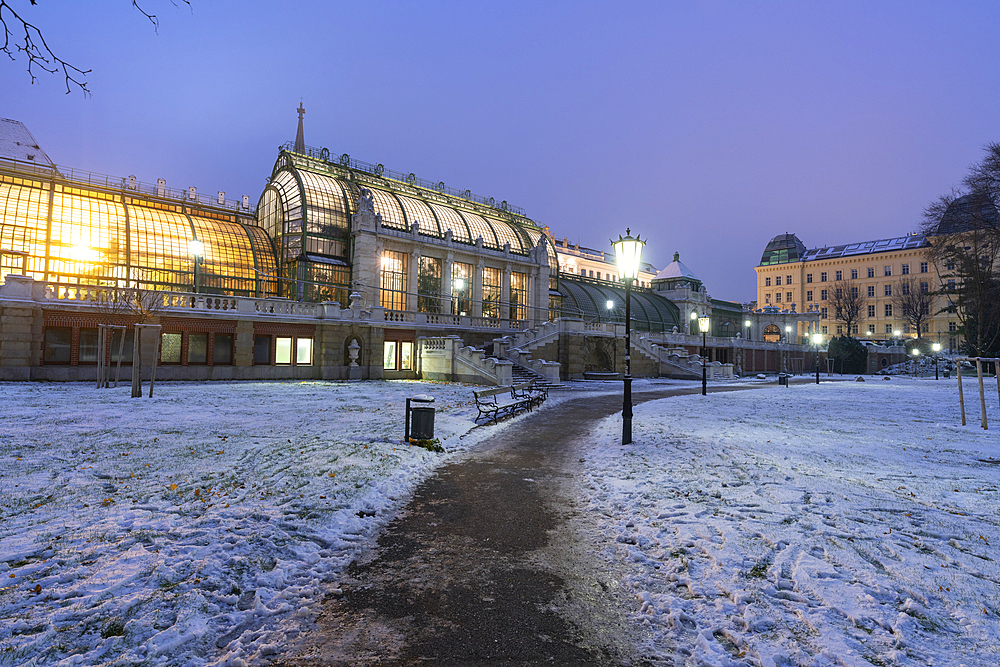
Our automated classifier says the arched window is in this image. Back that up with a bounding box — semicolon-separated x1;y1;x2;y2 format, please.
763;324;781;342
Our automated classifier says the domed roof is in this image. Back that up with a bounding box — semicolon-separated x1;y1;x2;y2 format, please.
933;193;1000;236
760;233;806;265
653;251;699;282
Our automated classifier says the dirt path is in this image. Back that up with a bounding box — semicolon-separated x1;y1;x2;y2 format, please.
274;384;764;666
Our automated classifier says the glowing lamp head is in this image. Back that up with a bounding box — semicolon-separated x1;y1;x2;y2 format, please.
932;343;941;352
894;330;901;337
812;333;823;345
454;278;465;290
606;300;615;310
612;228;645;281
698;316;710;333
785;325;792;333
744;319;752;327
690;311;698;320
188;239;205;257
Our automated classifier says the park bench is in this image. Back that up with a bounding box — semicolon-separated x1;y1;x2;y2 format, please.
511;380;547;408
474;384;541;424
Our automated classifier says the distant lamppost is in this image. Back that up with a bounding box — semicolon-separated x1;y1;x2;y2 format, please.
893;330;901;346
188;239;205;294
690;310;697;334
784;325;792;374
613;229;645;445
699;316;710;396
932;342;941;380
744;319;752;341
911;348;920;378
813;332;823;384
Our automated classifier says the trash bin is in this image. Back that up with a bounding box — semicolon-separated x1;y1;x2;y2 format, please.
778;374;788;386
407;394;435;441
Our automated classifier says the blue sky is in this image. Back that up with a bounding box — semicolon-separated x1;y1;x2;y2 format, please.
3;1;999;302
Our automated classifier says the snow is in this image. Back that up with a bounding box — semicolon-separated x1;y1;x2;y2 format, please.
1;376;998;666
584;377;1000;666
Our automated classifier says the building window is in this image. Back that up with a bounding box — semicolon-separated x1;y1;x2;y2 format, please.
161;332;182;363
253;335;271;365
79;329;99;363
868;305;876;318
452;262;473;316
765;277;771;287
589;270;594;278
383;340;413;370
884;304;892;317
947;279;956;291
44;327;72;364
946;259;955;271
775;292;782;302
884;284;892;297
765;294;771;303
835;270;843;280
851;286;859;297
215;334;233;365
949;321;957;333
380;250;408;311
922;323;929;333
806;290;813;301
296;338;313;365
920;262;928;273
820;289;828;300
417;256;442;313
851;325;859;335
275;337;293;365
901;264;909;275
920;281;929;294
885;324;893;334
866;267;874;278
821;307;828;319
836;325;843;335
510;271;527;320
821;325;828;334
884;266;892;277
868;324;875;334
820;272;827;282
851;269;858;279
775;276;782;286
836;288;843;298
786;275;792;284
189;333;208;364
786;291;792;302
806;274;813;283
867;285;875;297
901;282;910;296
482;266;502;318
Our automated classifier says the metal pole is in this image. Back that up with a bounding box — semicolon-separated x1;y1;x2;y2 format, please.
193;255;199;294
815;345;820;384
935;357;939;381
701;330;707;396
622;278;633;445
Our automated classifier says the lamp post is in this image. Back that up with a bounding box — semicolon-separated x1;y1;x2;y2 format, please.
813;332;823;384
613;229;645;445
699;316;710;396
690;310;697;334
933;342;941;380
784;325;792;374
744;319;752;341
188;239;205;294
911;348;920;378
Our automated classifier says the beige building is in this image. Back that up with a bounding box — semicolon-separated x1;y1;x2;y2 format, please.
754;233;960;350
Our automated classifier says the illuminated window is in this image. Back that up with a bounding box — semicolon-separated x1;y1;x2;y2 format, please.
482;266;502;318
418;256;442;313
276;337;293;364
296;338;312;365
380;250;408;311
510;272;527;320
400;341;413;370
452;262;473;316
161;332;182;363
383;341;397;369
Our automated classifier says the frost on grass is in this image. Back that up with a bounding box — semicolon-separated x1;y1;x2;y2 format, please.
0;380;486;667
582;378;1000;667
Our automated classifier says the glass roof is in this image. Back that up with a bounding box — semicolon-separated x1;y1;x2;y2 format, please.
558;277;679;332
799;234;928;262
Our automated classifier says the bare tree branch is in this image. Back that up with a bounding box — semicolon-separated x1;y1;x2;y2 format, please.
827;279;867;335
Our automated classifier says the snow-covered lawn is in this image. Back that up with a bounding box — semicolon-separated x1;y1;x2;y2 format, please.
585;377;1000;667
2;377;998;667
0;380;492;667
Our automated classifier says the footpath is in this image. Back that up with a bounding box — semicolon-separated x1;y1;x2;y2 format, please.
274;384;760;666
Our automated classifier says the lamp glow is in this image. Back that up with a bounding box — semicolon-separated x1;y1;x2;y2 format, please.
698;316;710;332
932;343;941;352
606;299;615;310
612;229;645;281
188;239;204;257
812;333;823;345
454;278;464;290
611;228;645;446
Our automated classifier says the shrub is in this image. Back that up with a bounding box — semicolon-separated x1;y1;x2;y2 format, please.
827;335;867;374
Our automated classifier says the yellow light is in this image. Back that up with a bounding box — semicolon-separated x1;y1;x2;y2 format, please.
68;245;100;263
690;311;698;320
698;316;710;332
612;229;645;281
744;319;752;327
932;343;941;352
812;333;823;345
188;239;205;257
454;278;464;290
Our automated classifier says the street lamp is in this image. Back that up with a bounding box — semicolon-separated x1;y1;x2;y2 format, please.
744;319;752;341
812;332;823;384
932;342;941;380
188;239;205;293
784;325;792;375
690;310;697;334
699;315;710;396
613;228;645;446
911;348;920;378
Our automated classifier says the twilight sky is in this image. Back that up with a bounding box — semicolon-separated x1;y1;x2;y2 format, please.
3;1;999;303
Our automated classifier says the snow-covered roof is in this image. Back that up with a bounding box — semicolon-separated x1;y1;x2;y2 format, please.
652;251;700;282
0;118;53;165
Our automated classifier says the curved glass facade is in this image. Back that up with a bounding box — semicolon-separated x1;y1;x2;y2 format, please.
0;169;275;296
558;277;679;332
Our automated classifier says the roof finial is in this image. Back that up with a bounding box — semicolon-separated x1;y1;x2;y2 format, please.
294;100;306;154
673;251;679;262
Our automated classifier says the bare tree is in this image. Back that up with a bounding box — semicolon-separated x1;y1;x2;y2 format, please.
827;279;867;336
922;143;1000;357
891;277;934;339
1;1;189;95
